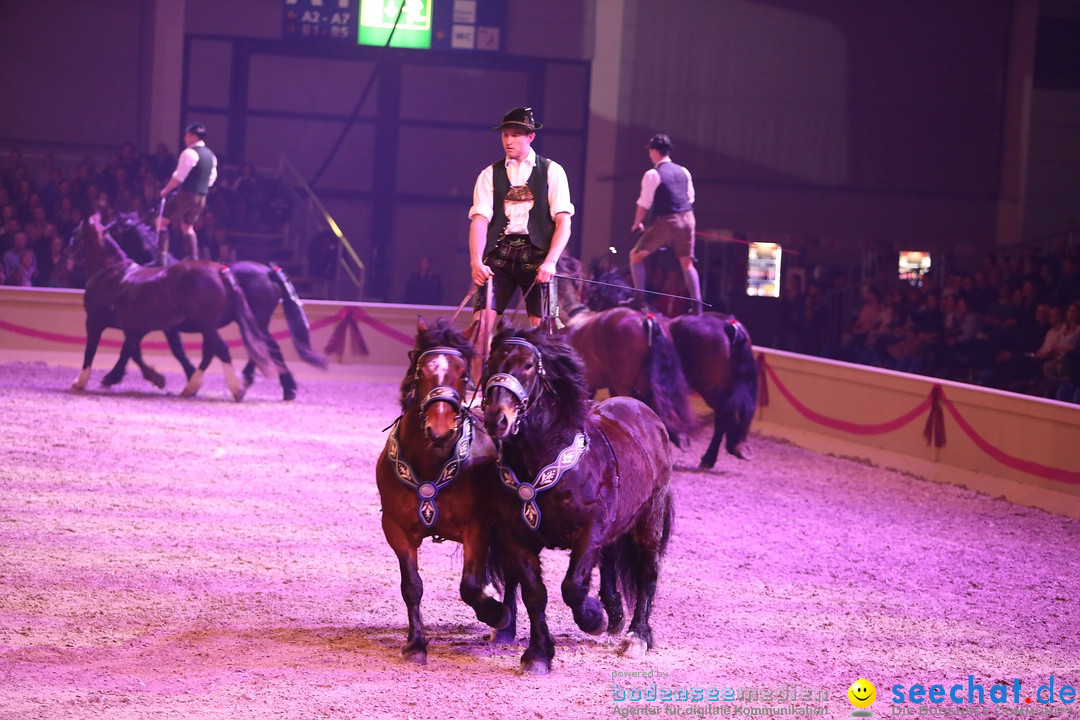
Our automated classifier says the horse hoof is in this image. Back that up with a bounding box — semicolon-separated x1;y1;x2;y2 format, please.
478;603;511;631
148;372;166;389
576;612;607;636
617;633;648;660
734;443;754;461
283;388;296;401
490;626;517;644
70;382;86;392
520;658;551;676
231;387;247;402
402;648;428;665
577;600;608;635
606;613;627;635
101;375;121;387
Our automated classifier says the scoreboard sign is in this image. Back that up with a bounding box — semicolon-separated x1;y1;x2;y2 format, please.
282;0;357;40
282;0;505;52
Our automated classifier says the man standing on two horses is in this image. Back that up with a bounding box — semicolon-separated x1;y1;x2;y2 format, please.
628;133;703;314
468;106;575;344
157;122;218;265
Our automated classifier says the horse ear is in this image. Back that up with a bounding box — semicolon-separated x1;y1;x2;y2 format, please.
416;315;428;333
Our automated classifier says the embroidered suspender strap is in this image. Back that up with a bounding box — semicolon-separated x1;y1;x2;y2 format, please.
387;416;474;528
497;431;588;530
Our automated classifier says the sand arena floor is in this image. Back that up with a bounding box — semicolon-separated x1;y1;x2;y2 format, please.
1;360;1078;720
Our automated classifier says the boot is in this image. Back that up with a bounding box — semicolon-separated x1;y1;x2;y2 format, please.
155;233;170;266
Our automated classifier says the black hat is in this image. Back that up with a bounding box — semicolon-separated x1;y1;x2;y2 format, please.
494;107;542;132
184;122;207;140
647;134;673;152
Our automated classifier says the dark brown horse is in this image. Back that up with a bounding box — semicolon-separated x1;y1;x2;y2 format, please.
100;213;328;400
581;262;759;466
376;317;513;664
482;325;674;674
667;312;758;465
555;257;695;444
67;216;277;400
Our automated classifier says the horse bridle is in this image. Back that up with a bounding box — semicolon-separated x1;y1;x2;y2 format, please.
483;337;546;436
482;337;591;530
414;346;469;434
388;345;473;529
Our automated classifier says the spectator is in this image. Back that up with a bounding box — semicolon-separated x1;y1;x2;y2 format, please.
774;272;806;351
889;289;944;375
3;232;36;286
1036;302;1080;396
402;256;445;305
36;234;69;288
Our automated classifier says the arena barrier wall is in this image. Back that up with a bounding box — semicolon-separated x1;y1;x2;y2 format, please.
3;286;1078;518
755;348;1080;519
0;286;492;383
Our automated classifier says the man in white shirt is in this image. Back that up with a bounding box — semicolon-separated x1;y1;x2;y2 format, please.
468;106;574;331
157;122;218;265
629;134;702;314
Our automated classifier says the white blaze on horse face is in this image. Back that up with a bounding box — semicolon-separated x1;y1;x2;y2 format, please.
424;354;452;387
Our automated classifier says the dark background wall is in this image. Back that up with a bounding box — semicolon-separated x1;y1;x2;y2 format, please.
1;0;1077;306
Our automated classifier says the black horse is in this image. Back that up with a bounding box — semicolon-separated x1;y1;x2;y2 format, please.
555;256;695;445
68;216;277;400
103;212;328;400
584;262;759;466
482;325;675;674
376;317;514;663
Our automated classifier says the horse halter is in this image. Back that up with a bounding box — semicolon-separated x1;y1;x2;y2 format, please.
414;346;468;431
389;345;474;529
483;337;545;435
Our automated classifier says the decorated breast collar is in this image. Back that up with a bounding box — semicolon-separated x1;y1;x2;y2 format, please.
388;415;473;528
497;431;588;530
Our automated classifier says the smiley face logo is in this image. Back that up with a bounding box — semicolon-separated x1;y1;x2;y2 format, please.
847;678;876;715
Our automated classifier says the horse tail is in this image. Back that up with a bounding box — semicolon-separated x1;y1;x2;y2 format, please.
643;314;696;442
613;489;675;608
719;316;759;453
221;266;278;379
268;265;329;370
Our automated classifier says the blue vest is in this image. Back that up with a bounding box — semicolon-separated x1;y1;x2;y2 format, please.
485;156;553;255
181;145;215;195
651;161;692;216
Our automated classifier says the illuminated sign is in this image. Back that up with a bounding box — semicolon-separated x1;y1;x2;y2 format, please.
898;251;931;286
746;242;782;298
358;0;433;49
282;0;505;52
283;0;356;40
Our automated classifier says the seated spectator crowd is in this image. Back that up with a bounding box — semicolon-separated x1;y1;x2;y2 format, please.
0;145;288;289
774;254;1080;404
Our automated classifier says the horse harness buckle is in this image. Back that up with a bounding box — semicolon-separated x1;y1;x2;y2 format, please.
388;416;474;529
496;431;588;530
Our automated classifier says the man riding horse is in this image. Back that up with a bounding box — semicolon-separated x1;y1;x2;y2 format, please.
157;122;218;265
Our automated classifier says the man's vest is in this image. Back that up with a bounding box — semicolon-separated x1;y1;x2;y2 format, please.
485;156;554;256
181;145;215;196
651;160;692;217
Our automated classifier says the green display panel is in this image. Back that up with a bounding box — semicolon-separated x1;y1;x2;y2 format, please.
358;0;432;49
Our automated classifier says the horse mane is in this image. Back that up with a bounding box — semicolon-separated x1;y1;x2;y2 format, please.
106;212;158;264
72;219;133;274
398;317;475;407
587;261;633;310
494;325;591;429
